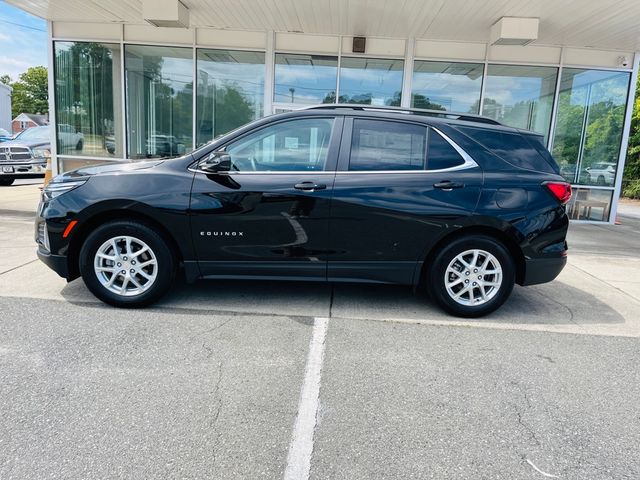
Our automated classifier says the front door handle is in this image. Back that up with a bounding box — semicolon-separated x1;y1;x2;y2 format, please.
294;182;327;191
433;180;465;190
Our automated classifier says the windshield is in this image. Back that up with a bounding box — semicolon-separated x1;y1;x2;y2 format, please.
16;126;50;141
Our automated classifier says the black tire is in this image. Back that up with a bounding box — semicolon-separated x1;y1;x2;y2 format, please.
597;175;606;186
76;139;83;150
79;220;176;308
0;177;15;186
427;235;515;318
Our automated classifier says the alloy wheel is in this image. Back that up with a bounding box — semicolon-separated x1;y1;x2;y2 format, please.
444;249;503;306
93;235;158;297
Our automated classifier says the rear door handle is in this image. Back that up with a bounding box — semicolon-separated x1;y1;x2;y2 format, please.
294;182;327;191
433;181;464;190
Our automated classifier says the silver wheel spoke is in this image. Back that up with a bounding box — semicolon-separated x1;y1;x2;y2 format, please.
120;277;129;294
129;276;143;289
137;270;153;281
106;273;119;288
132;246;149;258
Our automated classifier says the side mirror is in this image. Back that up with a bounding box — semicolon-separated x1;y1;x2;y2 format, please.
199;151;231;173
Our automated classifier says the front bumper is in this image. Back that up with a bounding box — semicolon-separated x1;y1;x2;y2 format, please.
521;256;567;286
36;247;69;279
0;162;46;177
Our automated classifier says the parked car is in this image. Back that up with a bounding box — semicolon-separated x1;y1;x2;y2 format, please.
0;127;13;142
35;105;571;317
559;162;589;184
0;126;51;186
145;134;186;157
57;124;84;151
585;162;616;186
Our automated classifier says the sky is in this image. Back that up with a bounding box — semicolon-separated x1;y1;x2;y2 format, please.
0;1;47;81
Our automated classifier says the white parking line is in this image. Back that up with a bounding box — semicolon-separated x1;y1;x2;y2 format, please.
283;316;329;480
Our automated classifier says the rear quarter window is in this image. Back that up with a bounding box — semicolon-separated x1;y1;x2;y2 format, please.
458;126;556;173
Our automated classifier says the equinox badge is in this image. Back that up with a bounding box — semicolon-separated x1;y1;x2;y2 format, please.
200;231;244;237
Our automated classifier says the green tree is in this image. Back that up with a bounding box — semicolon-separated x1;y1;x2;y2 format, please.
10;66;48;118
624;78;640;179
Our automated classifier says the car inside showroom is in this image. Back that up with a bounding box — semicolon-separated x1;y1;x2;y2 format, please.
6;0;640;223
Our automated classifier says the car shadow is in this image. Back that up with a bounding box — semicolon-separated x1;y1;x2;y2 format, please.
128;277;626;327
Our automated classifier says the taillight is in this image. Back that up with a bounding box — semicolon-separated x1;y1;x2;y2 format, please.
544;182;572;205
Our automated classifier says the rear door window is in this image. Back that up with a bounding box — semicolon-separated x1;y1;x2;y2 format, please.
349;119;427;171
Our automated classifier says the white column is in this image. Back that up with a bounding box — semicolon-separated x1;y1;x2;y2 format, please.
264;31;275;115
400;38;414;108
609;51;640;224
46;21;59;176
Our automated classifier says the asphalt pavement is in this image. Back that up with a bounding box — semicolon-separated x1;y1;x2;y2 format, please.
1;183;639;479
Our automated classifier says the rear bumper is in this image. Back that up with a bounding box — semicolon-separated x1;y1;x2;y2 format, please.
521;256;567;286
37;247;69;279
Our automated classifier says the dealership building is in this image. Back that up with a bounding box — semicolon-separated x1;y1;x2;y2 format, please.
8;0;640;222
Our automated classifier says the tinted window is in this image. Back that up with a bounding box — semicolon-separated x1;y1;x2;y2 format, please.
226;118;334;172
459;126;553;172
350;119;426;171
427;129;465;170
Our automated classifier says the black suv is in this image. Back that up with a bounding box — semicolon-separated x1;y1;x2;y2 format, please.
35;106;571;317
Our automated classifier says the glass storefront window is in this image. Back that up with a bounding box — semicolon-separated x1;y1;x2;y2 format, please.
566;187;613;221
339;57;403;106
274;53;338;105
125;45;193;159
196;49;265;147
411;61;483;113
482;65;558;138
54;41;123;157
552;68;630;187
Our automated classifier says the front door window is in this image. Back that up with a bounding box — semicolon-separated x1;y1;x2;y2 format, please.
225;118;334;172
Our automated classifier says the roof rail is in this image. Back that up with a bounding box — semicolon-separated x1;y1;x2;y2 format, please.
302;104;502;125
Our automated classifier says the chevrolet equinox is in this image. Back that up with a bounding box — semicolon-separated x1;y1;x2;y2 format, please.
36;105;571;317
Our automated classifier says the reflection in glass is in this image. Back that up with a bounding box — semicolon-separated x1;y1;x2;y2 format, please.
55;41;122;157
125;45;193;159
552;68;630;187
412;61;483;113
274;53;338;105
339;57;403;106
482;65;558;138
196;49;264;147
566;187;613;221
226;118;334;172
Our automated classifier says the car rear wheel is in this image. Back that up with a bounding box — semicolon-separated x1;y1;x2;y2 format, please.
79;220;176;307
0;177;15;186
428;235;515;318
76;139;83;150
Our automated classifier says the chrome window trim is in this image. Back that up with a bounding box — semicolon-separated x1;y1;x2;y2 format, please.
190;125;479;175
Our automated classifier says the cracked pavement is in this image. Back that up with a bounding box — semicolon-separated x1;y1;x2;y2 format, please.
1;182;640;479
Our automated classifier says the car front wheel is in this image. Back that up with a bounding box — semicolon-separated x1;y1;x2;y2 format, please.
79;220;176;307
0;177;15;186
428;235;515;318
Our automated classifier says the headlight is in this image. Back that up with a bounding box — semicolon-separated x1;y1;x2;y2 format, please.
32;148;51;159
43;179;88;200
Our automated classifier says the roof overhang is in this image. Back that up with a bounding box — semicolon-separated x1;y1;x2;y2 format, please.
6;0;640;52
